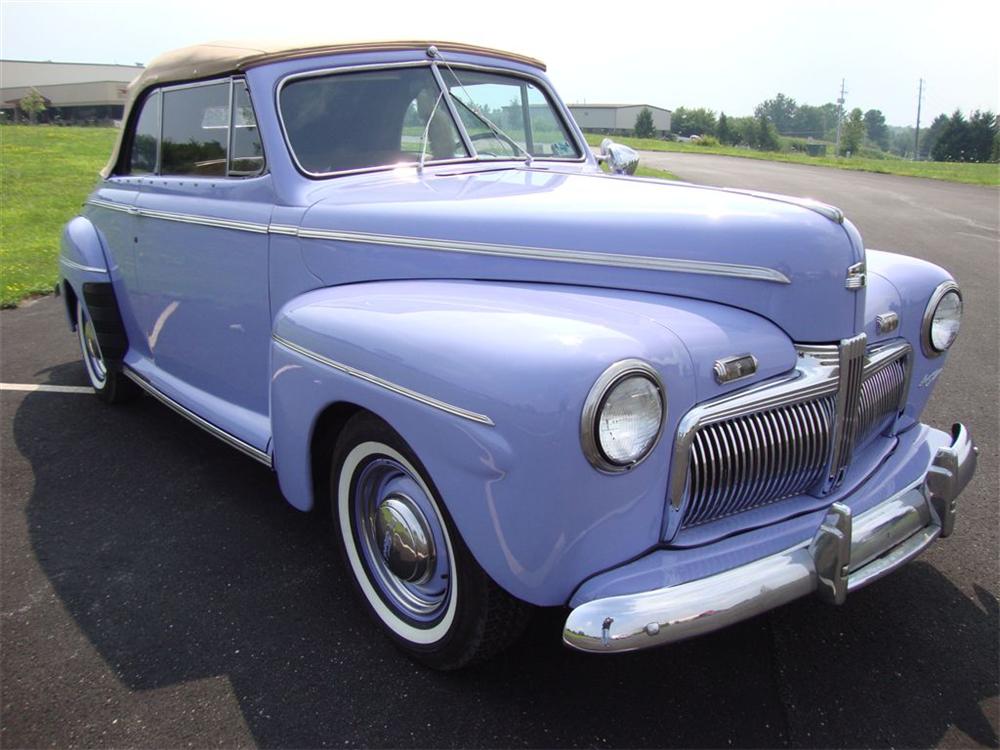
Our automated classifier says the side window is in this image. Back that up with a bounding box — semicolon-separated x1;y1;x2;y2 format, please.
229;82;264;176
161;83;230;176
128;91;160;174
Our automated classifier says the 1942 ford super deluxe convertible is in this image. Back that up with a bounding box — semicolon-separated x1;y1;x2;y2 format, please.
59;39;977;669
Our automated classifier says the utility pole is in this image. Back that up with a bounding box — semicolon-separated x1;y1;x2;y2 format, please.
834;78;847;157
913;78;925;160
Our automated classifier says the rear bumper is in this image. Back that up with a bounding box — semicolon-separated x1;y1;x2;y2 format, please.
563;423;977;654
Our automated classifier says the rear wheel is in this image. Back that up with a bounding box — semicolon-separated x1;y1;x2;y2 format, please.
330;413;530;669
76;298;137;403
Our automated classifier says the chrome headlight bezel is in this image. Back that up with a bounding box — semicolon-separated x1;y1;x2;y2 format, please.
581;359;667;473
921;281;962;357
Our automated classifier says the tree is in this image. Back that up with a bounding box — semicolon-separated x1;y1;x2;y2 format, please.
754;93;798;134
920;113;949;160
967;110;998;162
755;113;781;151
791;104;835;139
633;107;655;138
717;112;736;145
863;109;889;150
841;108;865;155
19;88;46;124
670;107;717;137
932;110;970;161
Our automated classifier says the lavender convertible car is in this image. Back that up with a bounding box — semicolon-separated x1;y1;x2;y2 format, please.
59;39;977;669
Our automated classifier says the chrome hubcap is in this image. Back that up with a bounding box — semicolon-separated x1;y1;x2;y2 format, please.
353;457;450;621
375;494;435;583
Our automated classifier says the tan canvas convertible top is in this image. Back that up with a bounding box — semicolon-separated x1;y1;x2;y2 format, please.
101;39;546;177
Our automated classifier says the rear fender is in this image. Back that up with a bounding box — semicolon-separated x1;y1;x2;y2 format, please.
59;217;112;328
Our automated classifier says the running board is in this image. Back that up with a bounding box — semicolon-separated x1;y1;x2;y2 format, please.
123;368;272;467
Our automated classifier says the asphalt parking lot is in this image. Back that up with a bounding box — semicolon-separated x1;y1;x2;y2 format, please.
2;156;997;748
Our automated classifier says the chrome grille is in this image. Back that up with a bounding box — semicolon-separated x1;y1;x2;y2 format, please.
674;338;911;530
856;356;907;445
683;396;835;527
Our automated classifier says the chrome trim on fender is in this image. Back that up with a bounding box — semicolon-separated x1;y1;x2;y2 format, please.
272;334;495;426
564;423;977;654
122;368;272;466
59;256;109;274
286;227;792;283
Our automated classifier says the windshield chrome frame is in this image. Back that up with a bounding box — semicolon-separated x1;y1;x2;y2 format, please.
275;59;587;180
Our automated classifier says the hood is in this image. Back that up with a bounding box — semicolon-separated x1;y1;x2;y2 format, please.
296;166;865;342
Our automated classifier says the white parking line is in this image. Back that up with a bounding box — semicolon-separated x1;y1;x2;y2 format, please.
0;383;94;394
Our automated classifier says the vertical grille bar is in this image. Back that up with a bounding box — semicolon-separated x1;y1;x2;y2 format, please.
825;333;867;491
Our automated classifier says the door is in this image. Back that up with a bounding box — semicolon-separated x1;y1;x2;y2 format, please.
132;78;274;449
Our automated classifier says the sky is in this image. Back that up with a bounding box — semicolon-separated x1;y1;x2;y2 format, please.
2;0;998;127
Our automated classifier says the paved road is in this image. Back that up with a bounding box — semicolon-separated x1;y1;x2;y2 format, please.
2;157;997;748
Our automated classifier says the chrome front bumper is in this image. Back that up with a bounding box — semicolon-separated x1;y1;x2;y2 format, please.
563;423;977;654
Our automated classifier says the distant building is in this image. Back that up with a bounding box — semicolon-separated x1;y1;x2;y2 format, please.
568;103;672;138
1;59;144;124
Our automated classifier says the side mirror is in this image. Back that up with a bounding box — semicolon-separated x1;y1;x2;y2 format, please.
599;138;639;175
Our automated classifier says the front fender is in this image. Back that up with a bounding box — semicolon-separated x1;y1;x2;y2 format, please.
866;249;955;428
270;280;795;605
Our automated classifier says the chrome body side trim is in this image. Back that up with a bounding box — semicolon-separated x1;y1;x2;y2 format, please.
272;334;495;426
86;201;792;283
288;227;792;283
122;367;272;466
87;199;270;234
563;423;976;653
59;256;109;274
86;197;133;214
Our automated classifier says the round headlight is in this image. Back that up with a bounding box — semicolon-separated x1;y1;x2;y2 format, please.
582;360;666;472
923;282;962;356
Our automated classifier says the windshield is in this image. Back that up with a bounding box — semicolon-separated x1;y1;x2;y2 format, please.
442;69;580;160
279;65;580;175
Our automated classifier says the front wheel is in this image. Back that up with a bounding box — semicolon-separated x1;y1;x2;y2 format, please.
76;298;137;403
330;413;530;669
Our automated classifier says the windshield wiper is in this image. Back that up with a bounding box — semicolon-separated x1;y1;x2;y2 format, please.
417;89;445;174
427;45;533;166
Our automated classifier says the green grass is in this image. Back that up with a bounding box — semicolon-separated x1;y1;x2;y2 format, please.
585;133;1000;186
1;125;117;307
